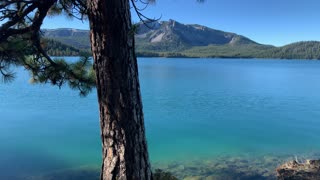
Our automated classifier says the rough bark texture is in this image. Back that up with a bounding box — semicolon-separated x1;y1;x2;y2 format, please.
87;0;152;179
277;160;320;180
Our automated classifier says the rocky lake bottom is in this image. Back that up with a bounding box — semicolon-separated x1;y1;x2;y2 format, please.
9;153;318;180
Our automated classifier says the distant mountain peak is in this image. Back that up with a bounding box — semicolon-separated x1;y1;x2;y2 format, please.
43;28;89;37
136;19;258;48
42;19;262;52
43;20;320;60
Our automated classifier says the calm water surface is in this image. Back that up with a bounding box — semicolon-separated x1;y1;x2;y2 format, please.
1;58;320;179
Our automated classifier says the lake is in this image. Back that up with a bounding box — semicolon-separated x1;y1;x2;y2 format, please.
1;58;320;179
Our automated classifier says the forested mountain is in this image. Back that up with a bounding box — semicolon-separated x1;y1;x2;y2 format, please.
43;39;85;56
260;41;320;59
43;29;91;51
42;20;320;59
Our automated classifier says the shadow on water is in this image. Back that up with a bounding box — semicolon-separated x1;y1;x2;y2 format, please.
0;152;100;180
21;168;100;180
13;168;177;180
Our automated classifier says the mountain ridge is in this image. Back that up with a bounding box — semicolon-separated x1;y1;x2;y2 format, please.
136;19;260;46
42;20;320;59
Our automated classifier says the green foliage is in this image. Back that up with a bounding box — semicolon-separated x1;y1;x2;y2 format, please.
43;38;89;56
0;0;95;96
0;35;31;82
26;54;95;97
136;44;271;58
259;41;320;59
46;36;91;51
137;42;320;59
136;39;190;52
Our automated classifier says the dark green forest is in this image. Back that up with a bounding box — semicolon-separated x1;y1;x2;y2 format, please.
44;36;320;60
137;41;320;59
46;37;320;60
44;39;87;56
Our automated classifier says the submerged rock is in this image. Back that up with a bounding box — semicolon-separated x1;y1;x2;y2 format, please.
276;160;320;180
152;154;320;179
183;176;203;180
153;169;179;180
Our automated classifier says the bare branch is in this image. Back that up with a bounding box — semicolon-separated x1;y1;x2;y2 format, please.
130;0;161;29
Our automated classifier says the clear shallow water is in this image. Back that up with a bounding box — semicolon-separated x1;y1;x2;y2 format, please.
1;58;320;179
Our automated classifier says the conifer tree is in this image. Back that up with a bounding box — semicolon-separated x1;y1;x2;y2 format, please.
0;0;152;179
0;0;203;179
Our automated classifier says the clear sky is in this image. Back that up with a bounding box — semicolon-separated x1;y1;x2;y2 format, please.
42;0;320;46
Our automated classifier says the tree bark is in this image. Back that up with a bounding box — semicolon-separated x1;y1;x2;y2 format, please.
87;0;152;179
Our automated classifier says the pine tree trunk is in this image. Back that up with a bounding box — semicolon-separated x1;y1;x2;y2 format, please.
87;0;152;179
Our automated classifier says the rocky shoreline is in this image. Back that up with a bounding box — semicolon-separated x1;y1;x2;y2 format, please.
277;160;320;180
13;154;320;180
153;155;282;180
152;154;320;180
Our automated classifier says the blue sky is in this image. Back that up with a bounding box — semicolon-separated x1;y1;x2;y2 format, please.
42;0;320;46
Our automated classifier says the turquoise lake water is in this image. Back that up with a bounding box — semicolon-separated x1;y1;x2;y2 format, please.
1;58;320;179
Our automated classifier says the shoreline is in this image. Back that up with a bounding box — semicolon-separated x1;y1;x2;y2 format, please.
52;55;320;61
9;152;320;180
